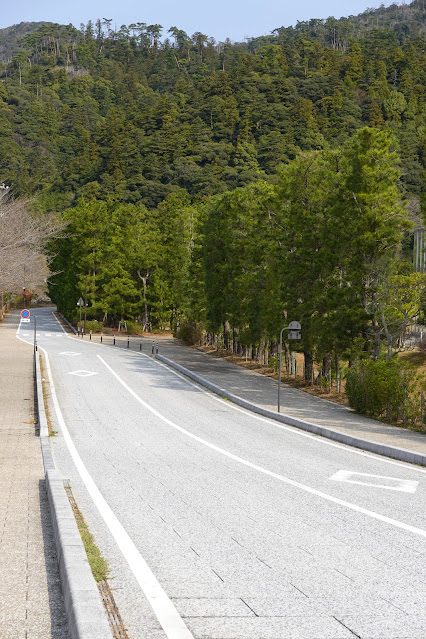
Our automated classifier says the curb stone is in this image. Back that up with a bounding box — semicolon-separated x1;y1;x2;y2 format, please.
57;312;77;334
156;353;426;468
35;351;113;639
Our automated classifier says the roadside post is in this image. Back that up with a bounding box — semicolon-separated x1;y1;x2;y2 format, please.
278;321;301;413
76;297;84;336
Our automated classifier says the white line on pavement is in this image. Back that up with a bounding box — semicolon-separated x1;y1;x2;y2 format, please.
149;353;426;476
329;470;419;493
98;353;426;541
41;347;194;639
50;311;426;476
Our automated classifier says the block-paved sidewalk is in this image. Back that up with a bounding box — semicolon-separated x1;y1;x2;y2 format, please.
0;311;67;639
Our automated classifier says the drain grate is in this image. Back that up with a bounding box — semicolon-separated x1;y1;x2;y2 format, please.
98;579;130;639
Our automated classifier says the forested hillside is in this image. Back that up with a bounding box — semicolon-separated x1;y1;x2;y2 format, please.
1;1;426;379
0;22;51;62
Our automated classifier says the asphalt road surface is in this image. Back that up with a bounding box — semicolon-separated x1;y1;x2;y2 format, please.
18;308;426;639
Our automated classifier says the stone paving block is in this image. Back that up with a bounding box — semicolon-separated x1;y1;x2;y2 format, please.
174;597;256;618
336;613;426;638
0;312;67;639
186;615;355;638
240;594;328;618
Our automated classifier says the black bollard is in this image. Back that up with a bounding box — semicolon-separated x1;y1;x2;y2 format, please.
127;337;130;348
114;336;116;346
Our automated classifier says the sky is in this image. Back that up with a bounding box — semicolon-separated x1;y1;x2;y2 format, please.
1;0;401;42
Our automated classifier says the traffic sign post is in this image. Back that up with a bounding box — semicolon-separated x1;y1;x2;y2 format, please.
278;322;301;413
21;309;30;323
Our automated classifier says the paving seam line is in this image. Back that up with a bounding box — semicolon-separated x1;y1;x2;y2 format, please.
156;354;426;468
35;349;113;639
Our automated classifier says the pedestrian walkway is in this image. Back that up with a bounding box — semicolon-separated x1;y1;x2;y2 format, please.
0;311;67;639
85;331;426;458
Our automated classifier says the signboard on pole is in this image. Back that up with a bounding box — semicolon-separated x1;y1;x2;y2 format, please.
21;309;30;323
288;321;301;340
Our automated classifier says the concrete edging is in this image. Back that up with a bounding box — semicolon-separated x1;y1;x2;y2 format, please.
156;353;426;468
35;351;113;639
57;312;77;334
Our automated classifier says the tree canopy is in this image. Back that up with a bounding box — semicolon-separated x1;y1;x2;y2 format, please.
1;3;425;370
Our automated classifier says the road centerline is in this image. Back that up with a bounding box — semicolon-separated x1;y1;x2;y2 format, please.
97;353;426;541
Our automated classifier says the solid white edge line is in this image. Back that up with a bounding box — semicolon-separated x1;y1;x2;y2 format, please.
40;345;194;639
50;311;426;477
97;353;426;541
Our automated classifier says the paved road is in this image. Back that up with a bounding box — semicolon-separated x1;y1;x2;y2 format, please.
85;331;426;456
20;309;426;638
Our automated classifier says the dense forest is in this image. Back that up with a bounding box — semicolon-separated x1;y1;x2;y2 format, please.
1;1;426;380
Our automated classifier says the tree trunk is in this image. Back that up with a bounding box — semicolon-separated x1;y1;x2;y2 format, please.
322;354;331;378
304;351;314;382
380;307;393;361
137;268;150;332
258;340;264;364
335;352;341;394
284;342;291;374
223;321;230;351
373;317;381;360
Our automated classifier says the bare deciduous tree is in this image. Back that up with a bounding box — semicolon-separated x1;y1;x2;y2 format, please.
0;192;68;315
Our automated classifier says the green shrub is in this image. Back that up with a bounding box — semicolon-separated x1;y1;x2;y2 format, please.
85;320;103;333
346;358;415;422
176;320;203;345
125;320;143;335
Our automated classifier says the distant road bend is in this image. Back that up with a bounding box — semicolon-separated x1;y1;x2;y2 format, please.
19;308;426;639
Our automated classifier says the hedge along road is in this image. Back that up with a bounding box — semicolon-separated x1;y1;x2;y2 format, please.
19;308;426;639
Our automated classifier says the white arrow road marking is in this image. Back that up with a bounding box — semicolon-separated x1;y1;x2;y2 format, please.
330;470;419;493
59;352;81;356
68;370;98;377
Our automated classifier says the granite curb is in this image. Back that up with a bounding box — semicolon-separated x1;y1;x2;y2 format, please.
57;312;77;334
35;350;113;639
156;353;426;468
